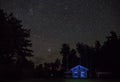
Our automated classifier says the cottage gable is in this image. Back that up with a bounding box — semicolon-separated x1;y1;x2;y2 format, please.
69;65;89;78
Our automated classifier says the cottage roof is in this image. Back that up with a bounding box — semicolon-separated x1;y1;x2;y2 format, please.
70;65;89;72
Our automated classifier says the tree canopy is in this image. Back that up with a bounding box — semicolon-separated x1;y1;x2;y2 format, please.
0;9;33;69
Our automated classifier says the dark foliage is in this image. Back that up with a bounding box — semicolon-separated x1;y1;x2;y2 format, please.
97;31;120;72
60;43;70;70
76;43;95;69
34;59;63;78
0;9;34;80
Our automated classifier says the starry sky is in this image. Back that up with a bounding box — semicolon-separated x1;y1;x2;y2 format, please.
0;0;120;65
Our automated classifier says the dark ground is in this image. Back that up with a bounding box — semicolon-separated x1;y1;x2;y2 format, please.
2;78;120;82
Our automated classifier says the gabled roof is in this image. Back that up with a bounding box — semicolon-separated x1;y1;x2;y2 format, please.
70;65;89;72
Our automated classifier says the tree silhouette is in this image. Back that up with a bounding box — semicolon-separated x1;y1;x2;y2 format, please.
68;49;79;68
0;9;33;79
60;44;79;70
94;40;101;70
54;58;61;70
60;43;70;71
95;40;101;50
99;31;120;72
76;43;95;69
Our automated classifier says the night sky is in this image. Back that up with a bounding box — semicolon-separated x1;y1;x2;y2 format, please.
0;0;120;65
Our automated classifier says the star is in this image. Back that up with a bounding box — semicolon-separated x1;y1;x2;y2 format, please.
48;48;51;52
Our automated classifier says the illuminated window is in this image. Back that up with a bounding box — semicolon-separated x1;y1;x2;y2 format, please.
81;71;87;78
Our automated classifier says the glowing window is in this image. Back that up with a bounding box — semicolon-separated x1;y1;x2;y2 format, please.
81;71;87;78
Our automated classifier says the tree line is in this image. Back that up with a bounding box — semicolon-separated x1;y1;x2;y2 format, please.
60;31;120;78
0;9;120;80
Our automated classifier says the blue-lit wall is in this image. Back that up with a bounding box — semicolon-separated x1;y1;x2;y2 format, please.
80;71;87;78
70;65;88;78
72;71;79;78
72;71;87;78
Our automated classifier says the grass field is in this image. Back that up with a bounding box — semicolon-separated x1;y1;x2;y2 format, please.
14;78;120;82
